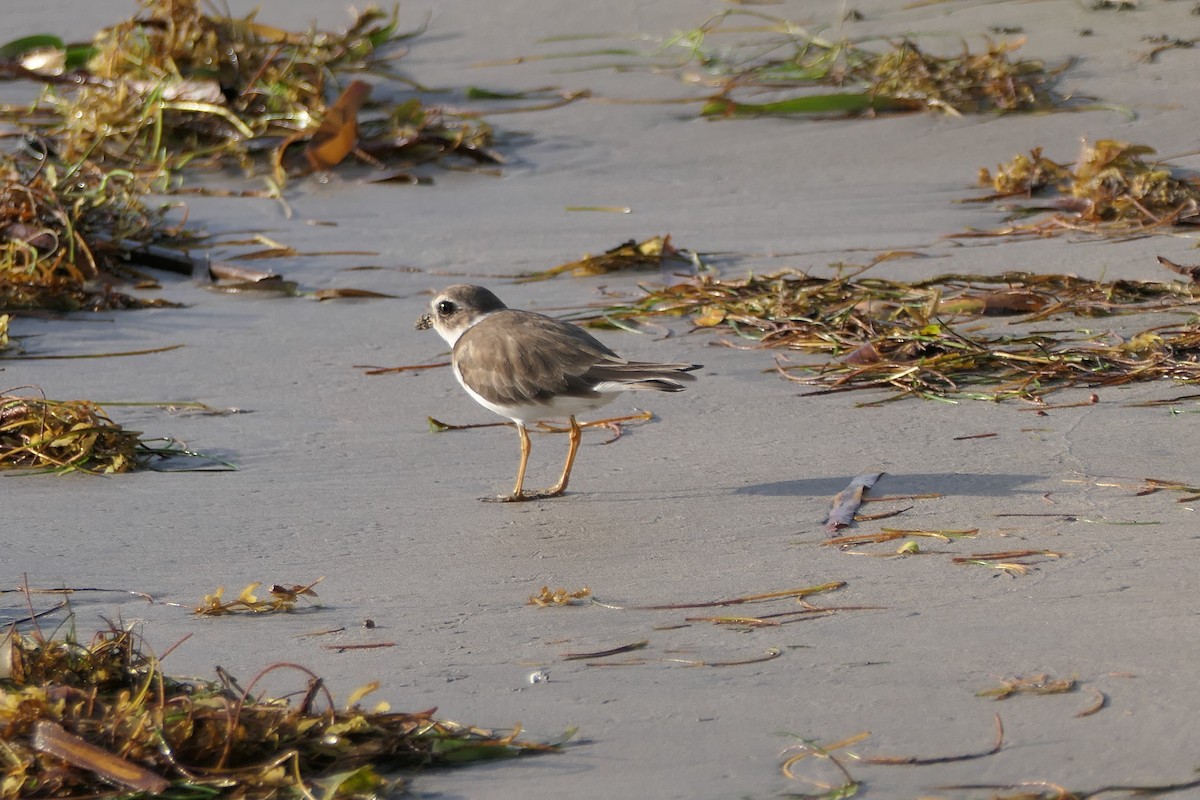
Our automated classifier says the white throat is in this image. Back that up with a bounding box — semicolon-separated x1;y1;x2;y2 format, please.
436;309;498;347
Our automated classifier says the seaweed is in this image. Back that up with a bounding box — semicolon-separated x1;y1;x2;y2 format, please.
0;147;183;312
528;586;592;607
0;391;231;473
593;269;1200;402
702;35;1069;118
781;716;1004;799
540;10;1075;118
977;674;1078;700
0;0;496;183
0;622;567;799
194;579;323;616
514;235;701;282
969;140;1200;236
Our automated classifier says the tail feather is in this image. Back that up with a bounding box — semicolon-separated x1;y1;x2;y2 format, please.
587;362;701;393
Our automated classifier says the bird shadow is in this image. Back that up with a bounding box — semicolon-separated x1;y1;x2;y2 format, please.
734;472;1043;498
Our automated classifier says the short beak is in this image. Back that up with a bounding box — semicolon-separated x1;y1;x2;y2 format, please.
415;314;433;331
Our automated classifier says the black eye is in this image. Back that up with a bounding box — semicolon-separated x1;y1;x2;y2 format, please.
437;300;456;315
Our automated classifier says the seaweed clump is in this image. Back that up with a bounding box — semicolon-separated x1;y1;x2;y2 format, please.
0;392;229;473
0;394;143;473
595;270;1200;402
649;13;1070;117
868;39;1058;114
975;139;1200;233
0;623;564;799
0;0;496;181
0;148;181;312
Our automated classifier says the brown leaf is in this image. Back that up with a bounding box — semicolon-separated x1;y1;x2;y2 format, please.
825;473;883;534
306;80;372;171
841;342;883;365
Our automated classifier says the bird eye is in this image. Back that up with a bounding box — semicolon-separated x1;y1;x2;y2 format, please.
436;300;455;316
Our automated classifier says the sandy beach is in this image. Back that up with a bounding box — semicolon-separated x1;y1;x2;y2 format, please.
5;0;1200;797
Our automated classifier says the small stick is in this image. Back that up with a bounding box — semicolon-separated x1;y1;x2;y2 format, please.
562;640;649;661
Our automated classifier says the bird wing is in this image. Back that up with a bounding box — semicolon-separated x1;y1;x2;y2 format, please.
454;310;622;407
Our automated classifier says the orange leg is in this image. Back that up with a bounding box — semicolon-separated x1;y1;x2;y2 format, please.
507;422;532;500
545;416;582;497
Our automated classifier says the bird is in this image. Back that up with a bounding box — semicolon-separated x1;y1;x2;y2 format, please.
417;284;700;501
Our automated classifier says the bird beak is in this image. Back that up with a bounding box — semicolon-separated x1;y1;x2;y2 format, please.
415;314;433;331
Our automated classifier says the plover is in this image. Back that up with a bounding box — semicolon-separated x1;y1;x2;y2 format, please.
417;284;700;501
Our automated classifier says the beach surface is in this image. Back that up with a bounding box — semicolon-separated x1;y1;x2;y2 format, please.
5;1;1200;797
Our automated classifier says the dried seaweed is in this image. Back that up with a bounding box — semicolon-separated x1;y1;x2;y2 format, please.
0;148;184;312
561;640;648;661
515;235;700;282
1136;477;1200;502
634;582;845;610
594;269;1200;402
937;777;1200;799
977;674;1077;700
780;731;864;800
0;1;497;183
528;586;592;607
194;579;323;616
0;622;567;799
823;528;977;548
655;12;1069;117
1;394;144;473
970;140;1200;235
953;549;1062;576
0;392;233;473
427;411;654;443
1075;687;1107;718
782;716;1003;798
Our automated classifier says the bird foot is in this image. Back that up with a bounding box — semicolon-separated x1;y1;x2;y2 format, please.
480;488;566;503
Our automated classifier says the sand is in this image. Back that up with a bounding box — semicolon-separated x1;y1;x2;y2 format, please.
5;0;1200;797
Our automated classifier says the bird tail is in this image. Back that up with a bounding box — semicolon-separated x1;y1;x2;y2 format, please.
589;362;701;392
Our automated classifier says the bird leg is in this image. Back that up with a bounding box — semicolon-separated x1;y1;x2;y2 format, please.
543;415;582;498
483;423;534;502
484;418;581;502
509;423;533;500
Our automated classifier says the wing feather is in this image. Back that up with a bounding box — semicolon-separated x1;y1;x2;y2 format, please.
455;310;699;407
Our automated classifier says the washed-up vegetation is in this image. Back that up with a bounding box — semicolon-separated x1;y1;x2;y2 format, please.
528;10;1074;118
0;392;230;473
953;549;1063;576
591;268;1200;403
531;582;857;665
515;235;702;282
0;0;497;183
0;144;400;312
969;139;1200;236
0;0;496;312
528;586;592;606
427;410;654;445
0;622;566;800
0;147;183;312
781;715;1004;798
700;34;1069;118
194;579;323;616
936;776;1200;799
977;674;1077;700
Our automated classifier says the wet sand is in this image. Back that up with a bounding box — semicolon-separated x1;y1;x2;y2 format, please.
6;1;1200;797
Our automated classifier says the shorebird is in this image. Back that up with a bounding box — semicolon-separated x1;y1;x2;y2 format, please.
417;284;700;501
